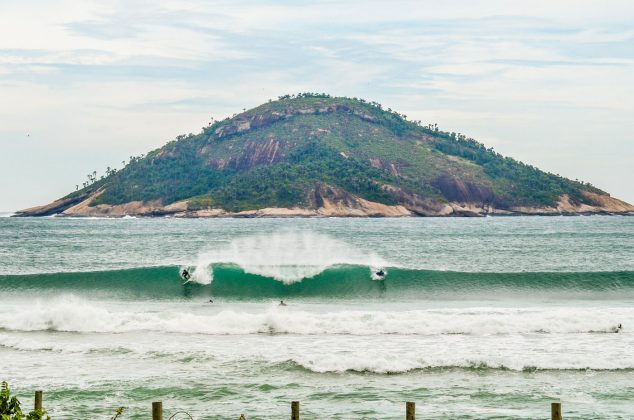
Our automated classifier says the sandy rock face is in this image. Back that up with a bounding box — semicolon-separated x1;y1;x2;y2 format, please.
582;191;634;213
507;193;634;216
213;103;375;140
14;184;634;219
229;138;282;170
16;193;91;217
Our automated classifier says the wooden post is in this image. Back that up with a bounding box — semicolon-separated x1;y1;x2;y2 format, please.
551;402;562;420
406;401;415;420
34;391;42;411
291;401;300;420
152;401;163;420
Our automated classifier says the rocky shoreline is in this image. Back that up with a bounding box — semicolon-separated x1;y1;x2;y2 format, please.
14;187;634;219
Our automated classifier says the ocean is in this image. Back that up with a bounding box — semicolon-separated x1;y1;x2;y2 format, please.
1;215;633;419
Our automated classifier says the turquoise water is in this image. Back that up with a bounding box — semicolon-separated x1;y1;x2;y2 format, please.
1;215;633;418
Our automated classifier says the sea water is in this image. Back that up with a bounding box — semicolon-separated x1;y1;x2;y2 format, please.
0;216;633;419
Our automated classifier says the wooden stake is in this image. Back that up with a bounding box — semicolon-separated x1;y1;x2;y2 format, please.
291;401;300;420
406;401;415;420
152;401;163;420
551;402;562;420
34;391;42;411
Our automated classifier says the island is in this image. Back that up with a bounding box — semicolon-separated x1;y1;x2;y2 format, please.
16;93;634;218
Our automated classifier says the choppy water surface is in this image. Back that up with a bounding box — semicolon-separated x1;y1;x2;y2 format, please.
1;216;633;419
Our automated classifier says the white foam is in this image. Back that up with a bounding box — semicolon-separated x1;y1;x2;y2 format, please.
2;298;634;372
1;297;630;336
280;339;634;373
59;216;113;220
189;231;388;284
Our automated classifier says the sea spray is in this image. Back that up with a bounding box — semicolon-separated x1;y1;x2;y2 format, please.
190;231;389;284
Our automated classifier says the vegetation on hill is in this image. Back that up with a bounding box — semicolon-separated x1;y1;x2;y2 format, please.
65;93;604;212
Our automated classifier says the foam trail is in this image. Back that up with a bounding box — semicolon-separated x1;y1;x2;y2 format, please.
190;232;388;284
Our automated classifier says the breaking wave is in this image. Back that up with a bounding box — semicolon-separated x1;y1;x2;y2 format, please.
1;266;634;300
188;232;388;284
0;297;629;336
1;297;632;373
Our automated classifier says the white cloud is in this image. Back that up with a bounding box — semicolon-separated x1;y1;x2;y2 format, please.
1;0;634;210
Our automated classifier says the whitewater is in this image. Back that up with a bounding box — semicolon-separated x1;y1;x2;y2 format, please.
1;216;634;418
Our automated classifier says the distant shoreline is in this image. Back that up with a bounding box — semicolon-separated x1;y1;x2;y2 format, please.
15;182;634;219
11;210;634;219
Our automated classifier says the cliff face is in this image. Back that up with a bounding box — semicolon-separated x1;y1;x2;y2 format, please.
15;94;634;218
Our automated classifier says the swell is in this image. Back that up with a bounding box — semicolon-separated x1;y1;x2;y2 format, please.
0;266;209;299
1;265;634;299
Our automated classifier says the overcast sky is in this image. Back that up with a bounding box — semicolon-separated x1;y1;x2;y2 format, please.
1;0;633;211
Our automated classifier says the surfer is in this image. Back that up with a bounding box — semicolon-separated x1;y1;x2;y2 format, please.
375;269;385;278
181;268;191;281
279;300;287;306
209;298;214;303
610;323;622;333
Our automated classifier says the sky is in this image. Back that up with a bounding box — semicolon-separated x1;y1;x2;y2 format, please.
1;0;633;211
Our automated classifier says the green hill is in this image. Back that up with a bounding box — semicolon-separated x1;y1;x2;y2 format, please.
17;93;634;217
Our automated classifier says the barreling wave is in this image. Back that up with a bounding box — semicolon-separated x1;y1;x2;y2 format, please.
187;231;388;284
2;265;634;300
